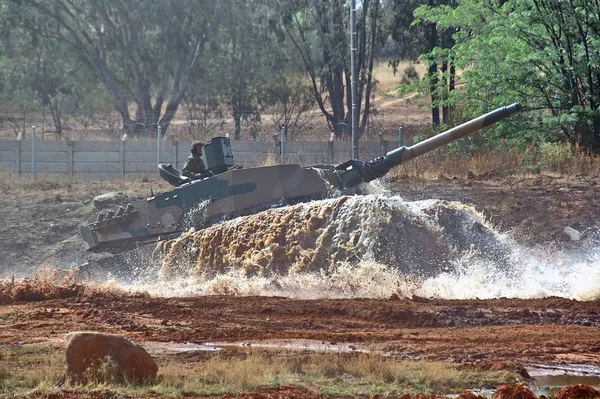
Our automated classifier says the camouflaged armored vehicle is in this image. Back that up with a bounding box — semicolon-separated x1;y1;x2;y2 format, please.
80;103;522;253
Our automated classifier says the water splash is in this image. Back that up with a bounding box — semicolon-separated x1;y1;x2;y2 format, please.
417;242;600;300
156;195;506;280
120;194;600;301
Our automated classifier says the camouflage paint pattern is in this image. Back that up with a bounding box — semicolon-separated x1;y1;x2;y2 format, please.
80;103;522;252
81;164;336;252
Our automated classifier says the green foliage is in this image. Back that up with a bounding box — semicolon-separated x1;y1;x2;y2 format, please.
414;0;600;152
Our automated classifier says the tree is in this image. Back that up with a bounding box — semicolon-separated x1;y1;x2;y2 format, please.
266;76;316;139
389;0;430;62
0;3;100;138
14;0;217;135
279;0;390;139
415;0;600;151
218;0;288;140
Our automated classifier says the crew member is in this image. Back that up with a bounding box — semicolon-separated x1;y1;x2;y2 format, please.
182;141;209;179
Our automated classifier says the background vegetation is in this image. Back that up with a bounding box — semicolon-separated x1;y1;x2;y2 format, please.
1;0;599;154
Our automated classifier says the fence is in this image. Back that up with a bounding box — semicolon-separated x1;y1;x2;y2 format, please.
0;134;402;180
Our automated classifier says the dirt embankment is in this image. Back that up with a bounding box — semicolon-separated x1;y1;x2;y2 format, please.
2;175;599;276
392;175;600;248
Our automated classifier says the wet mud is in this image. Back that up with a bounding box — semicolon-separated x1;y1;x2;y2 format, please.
2;293;600;369
157;195;506;280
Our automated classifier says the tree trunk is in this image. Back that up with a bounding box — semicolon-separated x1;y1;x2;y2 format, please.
441;60;448;123
361;0;379;135
49;97;63;138
429;1;440;127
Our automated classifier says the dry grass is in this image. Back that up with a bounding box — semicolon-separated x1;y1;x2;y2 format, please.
0;346;64;395
258;153;281;167
0;269;81;304
390;141;600;180
0;268;143;304
154;351;514;397
0;347;516;397
372;60;427;95
0;171;172;198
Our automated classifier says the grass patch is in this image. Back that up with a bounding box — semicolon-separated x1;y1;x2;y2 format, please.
0;346;64;395
0;268;143;304
0;347;516;397
143;351;514;397
390;141;600;180
0;270;79;304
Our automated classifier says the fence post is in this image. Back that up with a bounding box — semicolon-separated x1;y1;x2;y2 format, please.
67;137;73;181
157;125;162;167
120;135;126;178
329;132;335;164
399;127;404;147
31;126;36;179
15;133;21;176
171;140;177;168
280;126;286;163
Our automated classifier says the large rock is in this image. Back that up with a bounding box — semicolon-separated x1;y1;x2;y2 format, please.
93;192;130;210
65;332;158;383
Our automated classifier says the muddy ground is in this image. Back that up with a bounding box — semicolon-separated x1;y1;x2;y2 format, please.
1;175;600;382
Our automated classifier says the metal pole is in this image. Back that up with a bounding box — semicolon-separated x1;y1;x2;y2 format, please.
350;0;359;160
281;126;286;163
157;125;162;166
399;127;404;147
32;126;36;179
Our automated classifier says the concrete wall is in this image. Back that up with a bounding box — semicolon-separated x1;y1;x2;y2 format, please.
0;139;401;180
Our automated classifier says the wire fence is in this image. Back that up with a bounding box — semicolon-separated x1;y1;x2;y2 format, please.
0;126;404;181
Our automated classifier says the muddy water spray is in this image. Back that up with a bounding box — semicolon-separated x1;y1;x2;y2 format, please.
130;193;600;301
140;195;512;297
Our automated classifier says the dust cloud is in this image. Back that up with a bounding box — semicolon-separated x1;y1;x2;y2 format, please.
125;194;600;301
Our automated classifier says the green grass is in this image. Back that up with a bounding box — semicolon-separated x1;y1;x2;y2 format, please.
0;346;516;397
0;346;64;395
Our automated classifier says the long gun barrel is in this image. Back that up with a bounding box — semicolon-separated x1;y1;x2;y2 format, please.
334;103;522;188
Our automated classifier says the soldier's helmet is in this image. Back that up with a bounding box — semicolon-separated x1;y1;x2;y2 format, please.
191;141;203;155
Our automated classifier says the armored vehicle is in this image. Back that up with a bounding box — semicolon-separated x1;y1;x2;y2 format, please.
81;103;522;253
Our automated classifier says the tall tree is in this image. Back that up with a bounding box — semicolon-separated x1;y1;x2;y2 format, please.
14;0;217;135
0;3;99;137
279;0;390;139
427;0;440;126
219;0;287;139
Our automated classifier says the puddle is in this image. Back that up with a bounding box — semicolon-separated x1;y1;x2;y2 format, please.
145;339;368;355
527;364;600;396
205;340;370;353
144;341;223;355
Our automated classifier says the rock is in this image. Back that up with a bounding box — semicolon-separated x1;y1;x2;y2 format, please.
92;192;130;210
65;331;158;383
564;226;581;241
